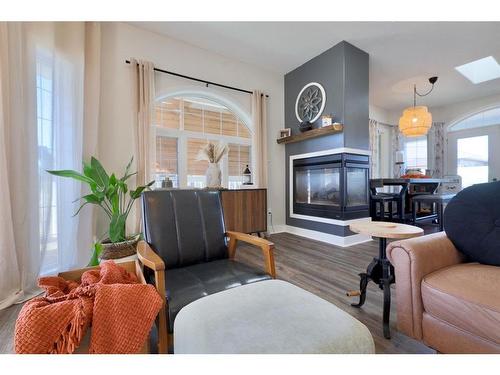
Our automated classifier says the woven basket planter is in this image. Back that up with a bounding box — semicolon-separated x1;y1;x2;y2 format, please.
100;235;140;260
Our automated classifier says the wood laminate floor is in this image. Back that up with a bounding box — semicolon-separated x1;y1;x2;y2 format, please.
0;302;22;354
234;231;436;354
0;228;437;354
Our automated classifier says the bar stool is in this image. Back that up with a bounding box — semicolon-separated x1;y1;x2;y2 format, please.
412;193;456;231
370;193;396;221
369;180;406;222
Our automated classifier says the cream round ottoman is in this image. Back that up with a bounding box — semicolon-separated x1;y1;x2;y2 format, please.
174;280;375;354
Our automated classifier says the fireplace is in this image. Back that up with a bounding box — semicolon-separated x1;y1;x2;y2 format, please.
292;153;369;220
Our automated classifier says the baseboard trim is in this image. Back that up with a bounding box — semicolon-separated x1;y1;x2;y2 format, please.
268;224;372;247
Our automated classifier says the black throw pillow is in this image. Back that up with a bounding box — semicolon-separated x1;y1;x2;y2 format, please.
444;181;500;266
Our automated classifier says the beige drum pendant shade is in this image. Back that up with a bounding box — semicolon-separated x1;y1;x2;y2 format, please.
399;105;432;137
399;77;438;137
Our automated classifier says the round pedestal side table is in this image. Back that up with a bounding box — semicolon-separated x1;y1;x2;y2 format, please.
348;221;423;339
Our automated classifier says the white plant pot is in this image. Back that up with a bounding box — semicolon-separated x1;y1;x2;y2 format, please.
206;162;222;188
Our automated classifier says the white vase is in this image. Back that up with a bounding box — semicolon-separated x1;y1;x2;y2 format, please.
206;162;221;188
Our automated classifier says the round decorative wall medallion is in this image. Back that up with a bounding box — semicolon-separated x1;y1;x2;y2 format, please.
295;82;326;123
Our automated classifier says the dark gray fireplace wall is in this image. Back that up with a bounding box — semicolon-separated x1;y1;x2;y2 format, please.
284;41;369;235
343;43;370;150
284;40;369;148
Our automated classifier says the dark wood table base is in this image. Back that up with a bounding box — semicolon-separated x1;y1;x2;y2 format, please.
351;237;395;339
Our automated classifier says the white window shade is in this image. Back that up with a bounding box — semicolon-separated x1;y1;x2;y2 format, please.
404;136;427;171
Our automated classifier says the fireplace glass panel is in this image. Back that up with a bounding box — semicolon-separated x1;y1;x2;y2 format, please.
295;167;340;206
346;167;368;207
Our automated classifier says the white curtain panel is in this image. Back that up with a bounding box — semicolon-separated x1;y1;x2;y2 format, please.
0;22;40;309
0;22;100;309
251;90;268;188
427;122;446;178
368;119;380;178
391;126;405;177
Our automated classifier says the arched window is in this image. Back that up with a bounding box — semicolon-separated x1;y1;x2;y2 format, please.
448;106;500;132
153;95;252;189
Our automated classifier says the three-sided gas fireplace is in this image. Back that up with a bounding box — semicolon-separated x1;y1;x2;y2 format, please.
293;152;369;221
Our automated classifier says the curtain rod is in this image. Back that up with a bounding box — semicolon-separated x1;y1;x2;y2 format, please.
125;60;269;98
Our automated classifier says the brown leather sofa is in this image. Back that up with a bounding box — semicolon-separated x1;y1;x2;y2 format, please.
387;232;500;353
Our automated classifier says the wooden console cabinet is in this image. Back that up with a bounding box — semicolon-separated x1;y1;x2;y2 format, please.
220;188;267;235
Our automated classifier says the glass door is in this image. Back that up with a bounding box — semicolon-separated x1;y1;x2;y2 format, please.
344;164;369;209
456;135;489;188
295;166;341;207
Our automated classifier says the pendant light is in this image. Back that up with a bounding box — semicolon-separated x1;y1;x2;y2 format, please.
399;76;438;137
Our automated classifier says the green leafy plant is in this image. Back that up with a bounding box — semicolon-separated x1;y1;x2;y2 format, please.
48;157;154;264
88;242;103;267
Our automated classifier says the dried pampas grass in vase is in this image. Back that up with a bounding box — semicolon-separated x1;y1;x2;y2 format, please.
196;141;229;188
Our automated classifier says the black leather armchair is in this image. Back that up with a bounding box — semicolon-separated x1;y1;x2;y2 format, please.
137;189;276;353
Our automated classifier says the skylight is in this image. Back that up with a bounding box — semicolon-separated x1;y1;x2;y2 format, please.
455;56;500;84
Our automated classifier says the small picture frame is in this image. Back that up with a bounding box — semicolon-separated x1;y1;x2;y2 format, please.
321;115;333;127
279;128;291;138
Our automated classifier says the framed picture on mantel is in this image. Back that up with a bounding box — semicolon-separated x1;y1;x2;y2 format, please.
279;128;291;138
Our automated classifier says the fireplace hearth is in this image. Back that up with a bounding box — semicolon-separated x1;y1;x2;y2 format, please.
292;153;369;221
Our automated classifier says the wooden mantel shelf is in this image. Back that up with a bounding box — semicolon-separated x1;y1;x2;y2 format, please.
276;124;344;145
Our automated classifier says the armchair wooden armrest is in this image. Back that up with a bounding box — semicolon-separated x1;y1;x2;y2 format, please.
137;240;165;271
136;240;168;354
226;231;276;278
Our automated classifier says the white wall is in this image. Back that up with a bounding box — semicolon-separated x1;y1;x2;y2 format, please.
429;94;500;175
376;94;500;128
98;22;285;232
369;105;397;178
369;104;393;125
370;93;500;180
430;93;500;125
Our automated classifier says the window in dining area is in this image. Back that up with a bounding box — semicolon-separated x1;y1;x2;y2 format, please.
404;136;427;171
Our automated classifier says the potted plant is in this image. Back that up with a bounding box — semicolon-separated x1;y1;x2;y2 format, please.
48;157;154;266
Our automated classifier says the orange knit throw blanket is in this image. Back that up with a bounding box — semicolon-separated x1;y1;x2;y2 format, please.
15;261;163;354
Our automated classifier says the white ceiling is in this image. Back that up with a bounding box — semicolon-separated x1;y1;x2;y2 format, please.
131;22;500;111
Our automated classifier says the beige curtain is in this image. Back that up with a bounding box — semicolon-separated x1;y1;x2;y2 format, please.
132;59;155;188
130;59;155;232
82;23;101;160
0;22;101;309
77;22;102;266
251;90;268;188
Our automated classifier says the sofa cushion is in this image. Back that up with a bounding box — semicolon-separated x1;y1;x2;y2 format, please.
444;181;500;266
421;263;500;345
165;259;271;332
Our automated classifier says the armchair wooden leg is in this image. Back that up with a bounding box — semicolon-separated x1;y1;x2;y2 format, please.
155;270;168;354
228;235;237;259
264;245;276;279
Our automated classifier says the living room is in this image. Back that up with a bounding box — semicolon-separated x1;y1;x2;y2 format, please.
1;1;500;373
